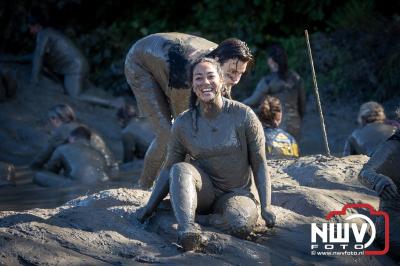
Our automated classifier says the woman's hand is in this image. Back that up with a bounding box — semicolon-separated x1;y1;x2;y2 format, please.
374;175;399;200
136;206;152;223
261;208;276;228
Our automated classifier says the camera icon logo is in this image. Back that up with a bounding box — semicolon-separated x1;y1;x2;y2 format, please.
311;203;389;256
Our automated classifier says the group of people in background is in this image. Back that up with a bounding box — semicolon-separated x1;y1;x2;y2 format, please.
0;11;399;258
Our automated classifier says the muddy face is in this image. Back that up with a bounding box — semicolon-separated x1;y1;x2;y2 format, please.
221;59;247;88
267;57;278;73
29;24;42;36
192;62;223;103
49;116;63;129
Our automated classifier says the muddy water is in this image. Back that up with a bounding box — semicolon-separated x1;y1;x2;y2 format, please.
0;181;134;211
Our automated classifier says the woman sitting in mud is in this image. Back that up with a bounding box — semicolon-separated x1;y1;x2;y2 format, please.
258;96;299;159
30;104;116;170
137;58;276;251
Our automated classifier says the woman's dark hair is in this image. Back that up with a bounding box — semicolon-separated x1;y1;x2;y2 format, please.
48;104;76;123
268;43;289;80
70;126;92;141
188;57;224;131
258;95;282;128
207;38;253;65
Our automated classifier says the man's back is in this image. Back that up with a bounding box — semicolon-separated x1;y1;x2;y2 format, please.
35;28;89;75
49;141;109;184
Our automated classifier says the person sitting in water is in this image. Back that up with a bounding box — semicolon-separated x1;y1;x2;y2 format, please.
30;104;116;170
258;96;299;159
137;57;275;252
33;126;109;187
116;102;154;163
343;101;396;156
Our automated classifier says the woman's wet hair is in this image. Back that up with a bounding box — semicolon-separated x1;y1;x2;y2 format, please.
358;101;386;126
207;38;253;65
268;43;288;80
258;96;282;128
48;104;76;123
188;57;224;131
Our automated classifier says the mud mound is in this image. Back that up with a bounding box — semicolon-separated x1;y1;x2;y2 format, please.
0;156;396;265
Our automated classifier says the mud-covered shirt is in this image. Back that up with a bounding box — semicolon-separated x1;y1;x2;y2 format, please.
165;98;265;194
343;122;396;156
243;71;305;138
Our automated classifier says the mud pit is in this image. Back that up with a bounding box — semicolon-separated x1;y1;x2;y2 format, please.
0;64;397;264
0;156;397;265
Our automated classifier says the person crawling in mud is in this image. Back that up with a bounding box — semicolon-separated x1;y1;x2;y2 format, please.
0;68;17;101
136;58;275;251
125;32;253;189
242;43;305;140
30;104;116;171
358;128;400;261
28;13;90;98
33;126;109;187
258;95;299;159
343;101;396;156
116;102;154;163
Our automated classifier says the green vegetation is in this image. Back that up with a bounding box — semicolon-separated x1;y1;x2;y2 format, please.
1;0;399;100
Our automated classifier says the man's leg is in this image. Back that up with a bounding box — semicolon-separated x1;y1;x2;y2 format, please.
33;171;74;187
125;61;172;189
64;74;86;97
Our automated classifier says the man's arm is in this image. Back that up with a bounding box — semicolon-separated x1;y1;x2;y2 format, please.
30;130;68;169
242;77;270;107
358;141;399;200
245;109;275;227
46;148;63;174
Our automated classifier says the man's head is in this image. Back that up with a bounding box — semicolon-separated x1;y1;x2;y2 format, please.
27;9;46;36
358;101;386;126
207;38;253;90
69;126;92;143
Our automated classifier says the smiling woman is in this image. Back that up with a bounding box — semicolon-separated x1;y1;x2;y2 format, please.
137;57;275;252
